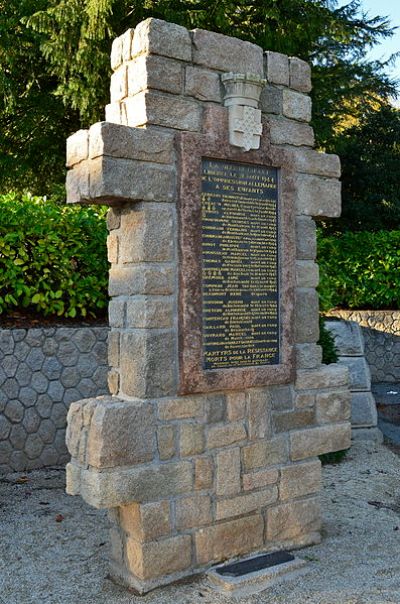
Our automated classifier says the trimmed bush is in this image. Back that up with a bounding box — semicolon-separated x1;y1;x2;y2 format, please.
318;230;400;311
0;193;108;318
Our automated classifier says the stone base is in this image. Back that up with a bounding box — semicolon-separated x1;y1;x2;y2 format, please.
351;392;378;428
109;560;198;595
351;427;383;445
207;554;308;598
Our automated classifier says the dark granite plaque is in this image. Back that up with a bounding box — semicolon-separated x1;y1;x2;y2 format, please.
201;158;279;370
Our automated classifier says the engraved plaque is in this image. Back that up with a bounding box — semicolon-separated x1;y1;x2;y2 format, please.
201;158;279;370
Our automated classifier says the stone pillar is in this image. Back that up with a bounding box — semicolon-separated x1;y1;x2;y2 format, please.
65;19;351;594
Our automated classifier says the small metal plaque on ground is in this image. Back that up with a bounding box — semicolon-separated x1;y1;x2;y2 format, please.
207;551;308;598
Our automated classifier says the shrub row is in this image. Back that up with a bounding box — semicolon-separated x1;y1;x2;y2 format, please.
318;229;400;311
0;193;108;319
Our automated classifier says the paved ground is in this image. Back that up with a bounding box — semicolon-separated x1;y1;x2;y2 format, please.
1;438;400;604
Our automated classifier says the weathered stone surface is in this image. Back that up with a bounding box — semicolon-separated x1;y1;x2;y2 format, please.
216;486;278;520
185;66;222;103
119;500;171;542
295;392;315;409
289;57;312;93
67;459;194;508
66;161;90;204
242;436;288;471
295;343;322;370
296;364;349;390
194;456;213;490
324;320;364;356
132;18;192;62
207;422;246;449
89;156;175;203
110;65;128;103
118;204;174;263
109;265;174;297
270;385;294;411
268;116;314;147
89;122;174;165
5;400;24;423
125;91;202;132
260;85;283;115
295;288;319;344
279;460;321;501
127;55;183;96
25;433;44;459
266;498;320;544
273;409;315;433
351;392;378;427
316;389;351;424
0;416;11;440
120;28;135;62
158;396;205;421
66;129;89;167
180;423;205;457
295;173;341;218
195;515;264;565
23;408;41;434
157;425;176;460
338;357;371;391
226;392;246;421
110;34;123;71
296;261;319;288
104;102;125;126
206;395;226;423
265;51;289;86
247;390;272;440
292;148;340;178
243;468;279;491
290;423;351;461
216;447;241;496
295;216;316;260
192;29;263;75
282;89;312;122
176;494;212;529
126;534;192;580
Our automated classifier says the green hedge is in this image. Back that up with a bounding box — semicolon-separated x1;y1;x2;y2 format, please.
0;193;108;318
318;230;400;312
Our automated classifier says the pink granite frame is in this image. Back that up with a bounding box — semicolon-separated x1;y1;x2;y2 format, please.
176;107;296;395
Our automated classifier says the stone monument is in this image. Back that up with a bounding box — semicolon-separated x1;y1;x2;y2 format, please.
65;19;351;593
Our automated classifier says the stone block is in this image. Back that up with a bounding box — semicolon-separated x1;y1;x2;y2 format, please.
89;122;174;164
125;91;202;131
351;392;378;427
295;392;315;409
185;66;222;103
66;129;89;167
176;494;212;529
260;85;283;115
290;423;351;461
338;357;371;391
157;425;176;460
109;264;174;297
295;173;341;218
107;208;121;230
289;57;312;92
282;89;312;122
105;102;124;125
216;487;278;521
207;422;247;449
195;515;264;566
132;18;192;62
226;392;246;421
180;423;205;457
66;162;90;204
89;156;175;204
243;468;279;491
108;370;119;395
119;500;171;541
279;460;321;501
126;296;174;329
295;216;316;260
216;447;241;496
108;299;125;329
110;65;128;102
107;231;118;264
120;29;135;62
127;54;183;97
242;436;288;471
265;51;289;86
66;459;193;508
296;261;319;288
324;320;364;356
296;364;349;390
295;288;319;343
247;389;272;440
268;116;314;147
126;534;192;580
272;409;315;433
119;330;175;398
192;29;263;75
292;148;340;178
111;35;123;71
270;385;294;411
118;204;174;263
316;389;351;424
206;394;226;423
83;398;155;468
158;396;205;421
194;456;214;490
295;343;322;370
266;498;320;544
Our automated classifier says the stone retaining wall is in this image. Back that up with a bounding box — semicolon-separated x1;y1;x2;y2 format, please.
327;310;400;383
0;326;108;473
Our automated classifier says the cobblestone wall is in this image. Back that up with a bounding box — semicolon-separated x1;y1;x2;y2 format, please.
0;327;108;473
327;311;400;383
